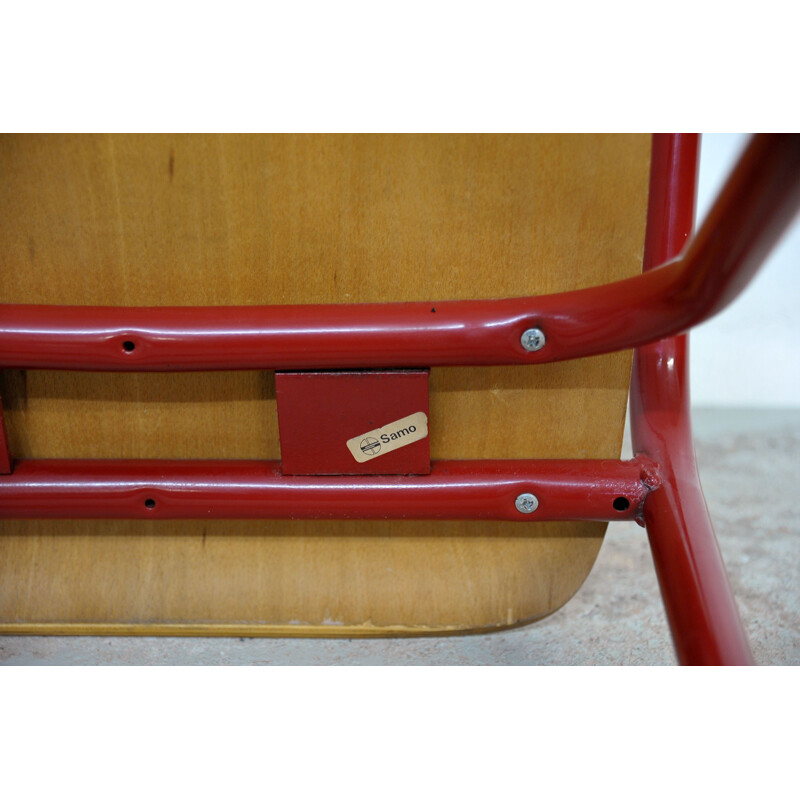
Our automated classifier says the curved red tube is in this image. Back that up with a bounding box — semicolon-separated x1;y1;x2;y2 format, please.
1;135;798;371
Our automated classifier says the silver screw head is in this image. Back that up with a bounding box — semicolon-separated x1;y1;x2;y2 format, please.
520;327;546;352
515;492;539;514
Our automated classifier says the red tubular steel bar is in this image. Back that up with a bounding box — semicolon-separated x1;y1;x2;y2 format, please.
0;458;651;521
632;133;754;666
1;135;798;373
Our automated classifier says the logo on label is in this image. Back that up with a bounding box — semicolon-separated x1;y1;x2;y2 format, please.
346;411;428;463
360;437;381;456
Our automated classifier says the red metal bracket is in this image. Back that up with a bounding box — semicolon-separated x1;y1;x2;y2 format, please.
275;370;431;476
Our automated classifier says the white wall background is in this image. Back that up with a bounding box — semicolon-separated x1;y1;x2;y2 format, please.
691;134;800;408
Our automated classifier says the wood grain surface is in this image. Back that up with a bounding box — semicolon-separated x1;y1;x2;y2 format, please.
0;134;651;635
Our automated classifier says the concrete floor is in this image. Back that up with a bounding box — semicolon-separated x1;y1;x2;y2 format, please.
1;408;798;665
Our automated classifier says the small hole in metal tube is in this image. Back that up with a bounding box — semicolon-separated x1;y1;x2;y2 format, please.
613;496;630;512
144;498;156;509
122;340;136;352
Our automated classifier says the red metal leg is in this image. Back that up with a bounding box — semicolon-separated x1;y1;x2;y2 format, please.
631;133;754;665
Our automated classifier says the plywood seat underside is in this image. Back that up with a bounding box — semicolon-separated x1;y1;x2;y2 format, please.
0;134;651;636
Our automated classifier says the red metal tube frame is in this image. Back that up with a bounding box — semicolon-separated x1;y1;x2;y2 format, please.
631;133;755;665
0;458;651;522
1;133;795;665
1;135;798;372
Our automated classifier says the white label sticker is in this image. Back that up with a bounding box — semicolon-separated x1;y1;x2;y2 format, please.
346;412;429;463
